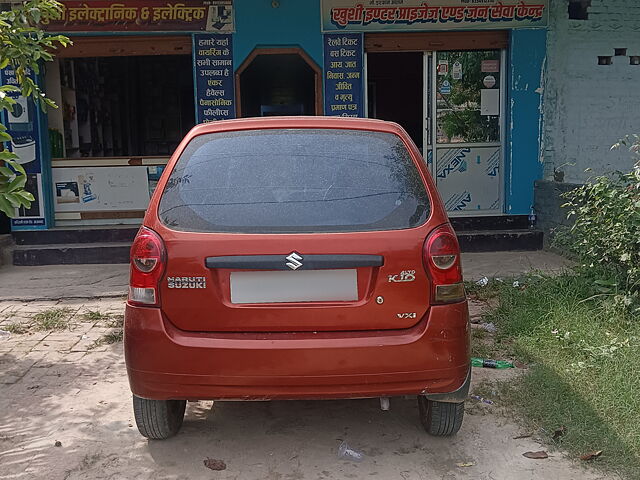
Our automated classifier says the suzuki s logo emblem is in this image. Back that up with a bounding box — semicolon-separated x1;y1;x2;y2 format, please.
285;252;303;270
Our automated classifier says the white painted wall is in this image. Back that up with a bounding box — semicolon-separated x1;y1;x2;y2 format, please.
542;0;640;183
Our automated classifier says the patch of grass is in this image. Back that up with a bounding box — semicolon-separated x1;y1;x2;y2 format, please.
89;325;123;349
465;274;545;301
102;329;123;344
3;323;28;334
32;308;74;331
470;328;493;359
82;310;111;321
486;271;640;478
465;278;506;300
104;316;123;329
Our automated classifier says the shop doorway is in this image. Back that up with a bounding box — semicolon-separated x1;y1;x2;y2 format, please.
43;35;195;227
49;55;194;159
367;52;424;151
236;48;323;117
365;44;505;215
432;50;504;215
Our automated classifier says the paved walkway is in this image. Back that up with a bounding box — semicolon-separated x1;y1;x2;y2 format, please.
0;264;129;301
0;297;124;384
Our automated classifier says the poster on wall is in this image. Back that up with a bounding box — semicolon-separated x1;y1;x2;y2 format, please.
1;69;40;175
321;0;548;32
11;174;47;228
193;33;235;123
41;1;234;33
52;166;151;212
0;66;48;229
323;33;364;117
435;147;501;212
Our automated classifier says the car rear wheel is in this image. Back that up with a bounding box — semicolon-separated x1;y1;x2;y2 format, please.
132;395;186;439
417;396;464;436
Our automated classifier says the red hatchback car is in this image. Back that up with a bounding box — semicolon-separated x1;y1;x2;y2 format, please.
124;117;470;439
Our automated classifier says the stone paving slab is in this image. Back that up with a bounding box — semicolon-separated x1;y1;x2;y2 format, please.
0;298;124;378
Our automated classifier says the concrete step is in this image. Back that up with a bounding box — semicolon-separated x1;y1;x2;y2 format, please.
0;234;14;266
450;215;531;232
13;226;138;246
13;242;131;266
457;229;543;253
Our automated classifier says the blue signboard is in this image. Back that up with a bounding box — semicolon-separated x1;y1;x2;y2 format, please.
1;66;49;229
323;33;364;117
193;33;235;123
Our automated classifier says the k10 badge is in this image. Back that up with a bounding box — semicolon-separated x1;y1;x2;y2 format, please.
388;270;416;283
167;276;207;289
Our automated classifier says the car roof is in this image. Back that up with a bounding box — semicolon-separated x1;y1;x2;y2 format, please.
188;116;407;137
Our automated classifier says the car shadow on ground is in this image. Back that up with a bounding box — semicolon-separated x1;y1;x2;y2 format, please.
146;396;463;478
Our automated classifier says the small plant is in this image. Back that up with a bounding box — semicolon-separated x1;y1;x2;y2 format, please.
471;328;494;359
82;310;111;321
102;329;123;344
465;277;508;301
3;322;28;334
33;307;73;330
89;328;123;349
105;316;124;329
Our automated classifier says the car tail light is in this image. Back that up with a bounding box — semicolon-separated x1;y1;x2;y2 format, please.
129;227;166;306
423;224;465;304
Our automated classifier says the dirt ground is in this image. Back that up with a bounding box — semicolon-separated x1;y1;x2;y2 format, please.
0;296;615;480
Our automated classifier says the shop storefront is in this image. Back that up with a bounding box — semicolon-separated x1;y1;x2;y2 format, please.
1;0;548;231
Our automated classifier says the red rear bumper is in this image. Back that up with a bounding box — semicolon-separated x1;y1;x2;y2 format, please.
124;302;470;401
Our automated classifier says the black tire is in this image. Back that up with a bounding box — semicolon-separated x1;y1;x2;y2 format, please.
417;397;464;436
132;395;186;440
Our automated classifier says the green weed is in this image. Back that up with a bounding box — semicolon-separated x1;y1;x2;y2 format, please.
470;328;493;359
104;316;123;329
100;329;123;345
82;310;111;321
32;308;74;331
3;322;28;334
89;325;123;349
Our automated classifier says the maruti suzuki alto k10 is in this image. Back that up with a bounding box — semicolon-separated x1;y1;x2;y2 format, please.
124;117;470;439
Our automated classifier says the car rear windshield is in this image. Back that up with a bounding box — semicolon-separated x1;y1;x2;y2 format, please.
158;128;431;233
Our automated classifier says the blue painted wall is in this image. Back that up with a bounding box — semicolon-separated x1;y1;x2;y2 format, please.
506;28;547;215
233;0;323;69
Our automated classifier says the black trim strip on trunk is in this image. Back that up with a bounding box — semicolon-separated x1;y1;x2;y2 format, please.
205;254;384;270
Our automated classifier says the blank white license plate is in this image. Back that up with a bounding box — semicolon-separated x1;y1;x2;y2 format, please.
230;269;358;304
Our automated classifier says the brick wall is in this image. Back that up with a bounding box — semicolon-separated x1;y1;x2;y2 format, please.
542;0;640;184
533;180;580;240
